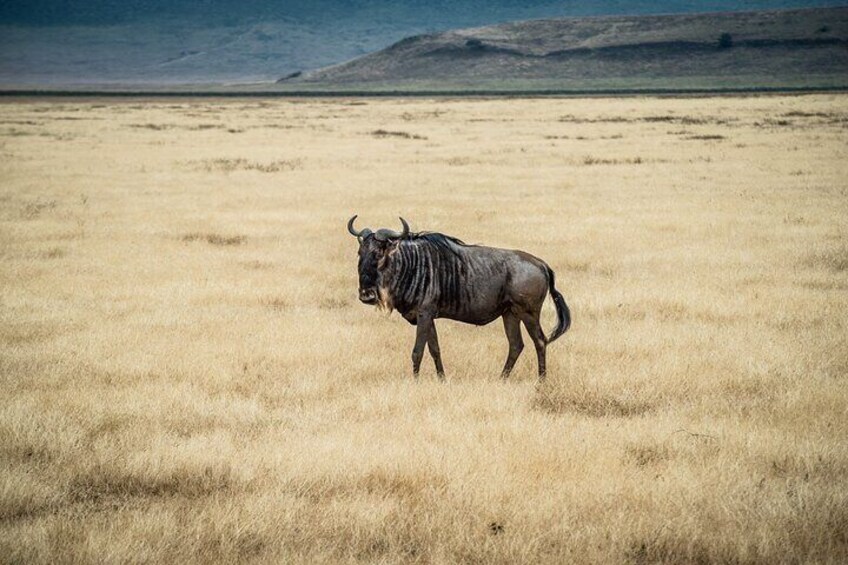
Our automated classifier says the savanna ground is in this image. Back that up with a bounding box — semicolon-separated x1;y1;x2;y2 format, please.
1;94;847;564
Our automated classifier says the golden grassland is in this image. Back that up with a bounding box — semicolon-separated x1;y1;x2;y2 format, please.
1;94;847;563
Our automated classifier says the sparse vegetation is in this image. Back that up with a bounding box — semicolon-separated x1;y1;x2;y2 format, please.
643;115;715;125
582;155;645;165
20;198;57;219
129;123;175;130
782;110;831;118
130;123;240;132
319;296;350;310
260;297;288;311
446;156;473;166
370;129;427;140
181;233;246;246
804;246;848;272
1;96;846;564
685;134;726;140
195;157;302;173
757;118;794;127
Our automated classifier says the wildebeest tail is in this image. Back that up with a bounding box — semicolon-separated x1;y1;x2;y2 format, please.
544;265;571;343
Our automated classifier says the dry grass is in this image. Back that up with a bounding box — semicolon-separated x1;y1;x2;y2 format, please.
1;95;847;564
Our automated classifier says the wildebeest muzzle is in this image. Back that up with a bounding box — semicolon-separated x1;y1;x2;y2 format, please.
359;287;379;305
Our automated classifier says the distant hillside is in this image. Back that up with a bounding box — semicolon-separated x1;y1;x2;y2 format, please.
281;7;848;91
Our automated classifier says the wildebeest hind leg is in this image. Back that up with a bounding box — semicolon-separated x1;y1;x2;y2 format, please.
520;312;547;379
427;323;445;379
501;312;524;378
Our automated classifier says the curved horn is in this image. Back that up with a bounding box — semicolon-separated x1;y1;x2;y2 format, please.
347;215;362;237
399;217;410;239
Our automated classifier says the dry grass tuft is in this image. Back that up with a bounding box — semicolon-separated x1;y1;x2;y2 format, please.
624;444;672;467
195;157;302;173
582;155;645;165
370;129;427;140
445;156;475;166
319;296;351;310
240;260;275;270
534;382;659;418
20;198;57;219
260;297;288;311
68;462;235;503
804;246;848;272
181;233;246;246
40;247;66;259
643;114;726;125
782;110;832;118
128;123;175;131
685;134;726;140
1;323;60;346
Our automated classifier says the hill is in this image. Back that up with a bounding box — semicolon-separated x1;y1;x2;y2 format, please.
280;7;848;91
0;1;728;88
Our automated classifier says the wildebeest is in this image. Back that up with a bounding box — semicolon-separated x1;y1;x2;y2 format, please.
348;216;571;380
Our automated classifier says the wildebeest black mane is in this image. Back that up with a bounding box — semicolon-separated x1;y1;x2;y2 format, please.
404;232;470;261
409;231;468;250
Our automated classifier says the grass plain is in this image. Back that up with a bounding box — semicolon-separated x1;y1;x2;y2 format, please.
1;94;847;563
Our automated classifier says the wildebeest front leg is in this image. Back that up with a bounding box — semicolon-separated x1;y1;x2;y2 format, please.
411;311;434;378
521;313;547;379
501;312;524;378
427;323;445;379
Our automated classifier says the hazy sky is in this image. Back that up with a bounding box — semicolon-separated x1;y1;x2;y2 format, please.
2;0;846;25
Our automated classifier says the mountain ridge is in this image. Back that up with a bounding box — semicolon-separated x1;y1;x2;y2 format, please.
280;6;848;90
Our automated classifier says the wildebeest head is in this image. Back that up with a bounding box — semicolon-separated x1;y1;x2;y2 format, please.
347;215;410;305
